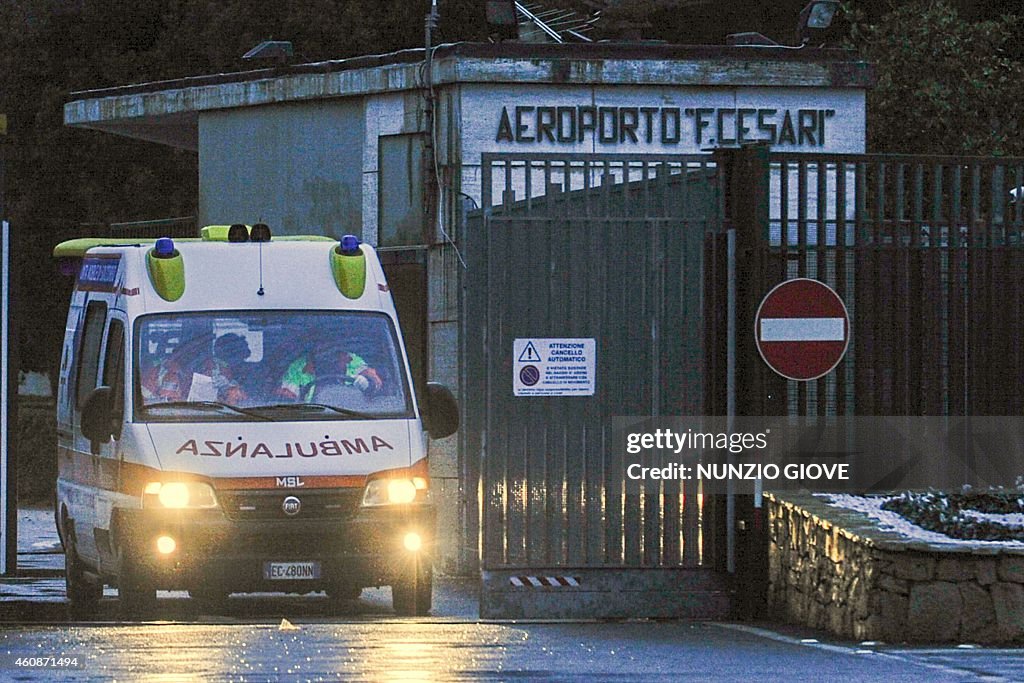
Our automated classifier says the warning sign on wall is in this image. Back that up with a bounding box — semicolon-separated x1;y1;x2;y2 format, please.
513;338;596;396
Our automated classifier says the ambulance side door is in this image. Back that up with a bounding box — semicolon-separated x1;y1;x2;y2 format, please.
70;299;108;563
55;305;81;541
94;313;127;569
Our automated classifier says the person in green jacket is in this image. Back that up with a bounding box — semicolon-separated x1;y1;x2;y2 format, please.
276;343;384;402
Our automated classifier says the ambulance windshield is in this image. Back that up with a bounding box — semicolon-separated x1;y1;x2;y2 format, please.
135;311;414;422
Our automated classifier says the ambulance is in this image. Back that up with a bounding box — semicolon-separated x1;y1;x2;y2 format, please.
53;224;457;617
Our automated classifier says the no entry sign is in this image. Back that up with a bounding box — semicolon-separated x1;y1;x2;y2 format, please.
755;278;849;381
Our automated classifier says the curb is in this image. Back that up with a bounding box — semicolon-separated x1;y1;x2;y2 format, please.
0;600;71;623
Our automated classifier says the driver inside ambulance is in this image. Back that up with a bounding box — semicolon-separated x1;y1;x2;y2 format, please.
276;342;384;402
199;333;251;404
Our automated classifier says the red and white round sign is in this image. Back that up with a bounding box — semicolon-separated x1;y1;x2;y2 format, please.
755;278;850;381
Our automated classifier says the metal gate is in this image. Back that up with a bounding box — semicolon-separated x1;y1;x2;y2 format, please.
462;153;733;619
728;149;1024;419
462;148;1024;619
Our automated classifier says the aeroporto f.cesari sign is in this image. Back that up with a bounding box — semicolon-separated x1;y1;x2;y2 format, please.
496;105;836;147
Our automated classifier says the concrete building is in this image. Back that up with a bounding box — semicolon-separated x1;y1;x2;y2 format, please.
64;42;873;573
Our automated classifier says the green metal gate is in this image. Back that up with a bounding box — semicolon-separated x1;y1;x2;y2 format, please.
461;147;1024;619
462;153;733;619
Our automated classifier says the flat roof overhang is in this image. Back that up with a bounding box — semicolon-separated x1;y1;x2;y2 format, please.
64;42;875;151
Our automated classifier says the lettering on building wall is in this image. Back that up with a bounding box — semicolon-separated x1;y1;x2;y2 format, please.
495;105;836;147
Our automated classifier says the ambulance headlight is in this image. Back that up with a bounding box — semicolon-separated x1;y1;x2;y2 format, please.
361;478;423;507
143;481;219;509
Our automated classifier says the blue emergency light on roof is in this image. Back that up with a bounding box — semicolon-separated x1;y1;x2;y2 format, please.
331;234;366;298
154;237;175;258
341;234;360;256
147;237;185;301
228;224;249;242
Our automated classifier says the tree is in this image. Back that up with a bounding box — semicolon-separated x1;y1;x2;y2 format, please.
551;0;811;44
1;0;451;372
849;1;1024;155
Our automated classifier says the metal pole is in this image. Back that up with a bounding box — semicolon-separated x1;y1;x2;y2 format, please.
726;227;736;574
733;143;770;615
423;0;438;234
1;220;11;575
0;131;5;218
718;143;770;590
0;122;18;576
0;121;8;574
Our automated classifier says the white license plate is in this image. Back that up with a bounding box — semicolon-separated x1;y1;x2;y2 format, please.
263;561;321;580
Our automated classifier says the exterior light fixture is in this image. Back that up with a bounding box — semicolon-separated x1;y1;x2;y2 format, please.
154;237;175;258
340;234;361;256
155;535;177;555
249;222;272;242
797;0;840;45
403;532;423;552
227;223;249;242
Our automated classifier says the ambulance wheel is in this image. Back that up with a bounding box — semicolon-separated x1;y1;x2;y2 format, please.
391;562;432;616
64;528;101;619
118;562;157;619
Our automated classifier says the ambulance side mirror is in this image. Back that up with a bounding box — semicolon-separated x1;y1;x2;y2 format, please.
81;386;114;446
424;382;459;439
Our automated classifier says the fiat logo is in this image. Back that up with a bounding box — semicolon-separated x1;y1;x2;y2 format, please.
282;495;301;516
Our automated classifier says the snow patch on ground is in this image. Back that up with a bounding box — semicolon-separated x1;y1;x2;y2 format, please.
818;493;1024;548
961;508;1024;528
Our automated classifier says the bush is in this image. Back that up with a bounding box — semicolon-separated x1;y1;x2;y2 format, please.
881;483;1024;542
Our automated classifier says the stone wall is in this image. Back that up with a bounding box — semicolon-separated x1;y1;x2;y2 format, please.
767;492;1024;643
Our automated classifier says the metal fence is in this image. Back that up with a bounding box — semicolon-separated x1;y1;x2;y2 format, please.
737;153;1024;418
108;216;198;239
462;149;1024;618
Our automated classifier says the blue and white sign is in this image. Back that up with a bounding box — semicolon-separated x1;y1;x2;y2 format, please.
513;338;595;397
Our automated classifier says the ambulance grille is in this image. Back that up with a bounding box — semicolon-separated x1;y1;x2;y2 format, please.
217;488;362;521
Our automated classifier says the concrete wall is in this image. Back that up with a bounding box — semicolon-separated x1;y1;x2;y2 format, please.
360;90;428;246
198;101;366;237
768;492;1024;643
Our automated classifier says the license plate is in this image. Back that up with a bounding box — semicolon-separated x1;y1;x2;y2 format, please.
263;561;321;580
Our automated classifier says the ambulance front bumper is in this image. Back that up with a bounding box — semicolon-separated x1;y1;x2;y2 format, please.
111;501;435;592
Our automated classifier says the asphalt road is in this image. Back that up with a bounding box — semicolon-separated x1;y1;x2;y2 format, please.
0;581;1022;682
0;619;1001;682
6;509;1024;681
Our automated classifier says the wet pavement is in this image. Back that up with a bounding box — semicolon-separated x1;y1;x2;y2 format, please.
3;507;1024;681
14;505;62;574
4;611;1024;681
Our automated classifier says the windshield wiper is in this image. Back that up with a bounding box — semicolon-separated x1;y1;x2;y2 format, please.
248;402;377;420
143;400;276;421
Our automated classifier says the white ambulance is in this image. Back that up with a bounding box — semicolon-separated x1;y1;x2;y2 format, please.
53;225;457;617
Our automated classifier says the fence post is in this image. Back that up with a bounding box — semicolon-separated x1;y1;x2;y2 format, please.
729;144;770;415
1;219;16;576
716;143;770;618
